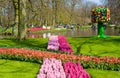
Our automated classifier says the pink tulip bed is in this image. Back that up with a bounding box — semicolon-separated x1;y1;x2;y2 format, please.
58;36;73;53
47;36;73;54
63;62;90;78
37;58;66;78
47;36;60;51
37;58;90;78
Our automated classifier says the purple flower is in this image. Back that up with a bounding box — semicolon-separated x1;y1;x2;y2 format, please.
47;36;59;51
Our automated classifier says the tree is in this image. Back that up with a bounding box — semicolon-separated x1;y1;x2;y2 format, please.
107;0;120;24
13;0;27;40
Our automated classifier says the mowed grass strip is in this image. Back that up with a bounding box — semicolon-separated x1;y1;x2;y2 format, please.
87;68;120;78
0;59;40;78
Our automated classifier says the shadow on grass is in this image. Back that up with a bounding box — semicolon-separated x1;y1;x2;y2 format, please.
0;60;7;65
72;36;93;38
1;38;48;50
0;59;40;74
105;38;120;42
93;50;120;57
74;40;93;55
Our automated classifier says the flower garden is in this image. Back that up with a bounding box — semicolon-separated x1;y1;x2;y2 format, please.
0;45;120;78
0;36;120;78
0;1;120;78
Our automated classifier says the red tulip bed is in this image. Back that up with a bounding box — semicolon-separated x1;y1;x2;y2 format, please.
0;48;120;70
29;27;48;32
0;48;120;78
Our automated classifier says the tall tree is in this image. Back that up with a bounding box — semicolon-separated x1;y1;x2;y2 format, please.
13;0;19;37
13;0;27;40
107;0;120;24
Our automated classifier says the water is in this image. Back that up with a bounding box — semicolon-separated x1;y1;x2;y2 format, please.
27;28;120;38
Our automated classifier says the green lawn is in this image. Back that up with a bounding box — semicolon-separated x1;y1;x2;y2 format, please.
68;36;120;57
0;59;120;78
0;36;120;77
87;69;120;78
0;59;40;78
0;36;120;57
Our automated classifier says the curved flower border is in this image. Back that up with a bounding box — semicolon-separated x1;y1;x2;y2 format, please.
0;48;120;71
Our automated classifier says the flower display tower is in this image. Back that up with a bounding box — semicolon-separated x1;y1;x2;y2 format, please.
91;6;110;38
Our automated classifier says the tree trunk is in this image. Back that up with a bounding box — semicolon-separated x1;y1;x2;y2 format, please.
13;0;19;37
13;0;27;40
17;0;27;40
98;22;106;38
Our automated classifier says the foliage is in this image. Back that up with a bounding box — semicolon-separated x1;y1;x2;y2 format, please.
0;27;12;33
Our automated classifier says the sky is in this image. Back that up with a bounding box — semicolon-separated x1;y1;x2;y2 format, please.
86;0;102;5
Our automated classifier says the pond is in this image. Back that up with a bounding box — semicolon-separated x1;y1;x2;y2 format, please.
0;27;120;39
27;27;120;38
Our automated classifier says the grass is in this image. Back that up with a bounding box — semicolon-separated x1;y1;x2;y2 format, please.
0;36;120;78
87;69;120;78
68;36;120;57
0;38;48;50
0;59;40;78
0;59;120;78
0;36;120;57
30;28;68;33
0;27;13;33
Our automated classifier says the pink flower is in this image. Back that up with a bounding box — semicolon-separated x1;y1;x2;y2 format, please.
47;36;59;51
58;36;73;53
37;58;66;78
63;62;90;78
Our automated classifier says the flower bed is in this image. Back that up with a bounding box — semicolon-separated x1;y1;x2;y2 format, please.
29;27;48;32
47;36;59;51
37;58;66;78
37;58;90;78
58;36;73;53
63;62;90;78
47;35;73;53
0;48;120;71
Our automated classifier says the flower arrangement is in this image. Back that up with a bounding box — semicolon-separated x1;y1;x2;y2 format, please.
0;48;120;71
91;6;110;23
63;62;90;78
37;58;66;78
